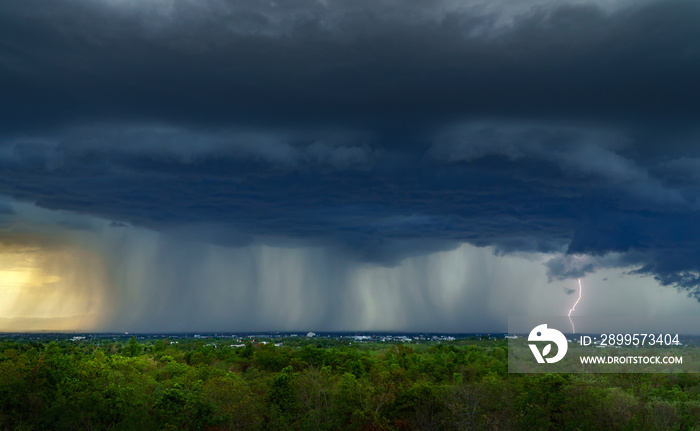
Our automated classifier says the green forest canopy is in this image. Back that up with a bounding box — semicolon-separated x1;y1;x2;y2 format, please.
0;335;698;430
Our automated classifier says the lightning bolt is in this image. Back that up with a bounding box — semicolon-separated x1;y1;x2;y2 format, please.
568;278;583;333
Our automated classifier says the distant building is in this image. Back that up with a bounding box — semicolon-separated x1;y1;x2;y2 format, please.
307;332;316;338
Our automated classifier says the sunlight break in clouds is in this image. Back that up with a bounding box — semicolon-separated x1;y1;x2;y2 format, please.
0;245;107;331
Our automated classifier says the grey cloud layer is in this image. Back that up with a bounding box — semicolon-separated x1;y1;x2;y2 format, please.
3;121;700;297
2;0;699;134
1;0;700;299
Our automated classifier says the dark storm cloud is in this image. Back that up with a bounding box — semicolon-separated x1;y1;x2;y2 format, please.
2;124;697;273
1;0;700;298
1;0;699;134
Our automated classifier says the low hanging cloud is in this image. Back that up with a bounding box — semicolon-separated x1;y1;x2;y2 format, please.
3;120;700;298
429;122;687;207
1;125;377;169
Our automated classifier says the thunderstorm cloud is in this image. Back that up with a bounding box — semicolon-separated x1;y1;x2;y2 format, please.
1;0;700;331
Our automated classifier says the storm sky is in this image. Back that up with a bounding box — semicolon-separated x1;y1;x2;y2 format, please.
1;0;700;332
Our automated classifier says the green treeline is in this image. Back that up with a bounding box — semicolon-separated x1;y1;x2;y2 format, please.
0;336;698;430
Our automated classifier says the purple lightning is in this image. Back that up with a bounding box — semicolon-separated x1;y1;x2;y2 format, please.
568;278;583;333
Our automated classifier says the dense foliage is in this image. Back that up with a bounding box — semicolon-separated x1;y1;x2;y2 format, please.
0;336;698;430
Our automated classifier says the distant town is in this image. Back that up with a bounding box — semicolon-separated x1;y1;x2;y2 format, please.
0;331;505;344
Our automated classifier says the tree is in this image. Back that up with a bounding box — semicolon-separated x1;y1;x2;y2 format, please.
297;366;335;430
268;366;298;428
125;336;142;357
205;374;263;430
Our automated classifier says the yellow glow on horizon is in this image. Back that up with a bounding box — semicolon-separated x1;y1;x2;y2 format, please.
0;268;33;289
0;245;108;331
